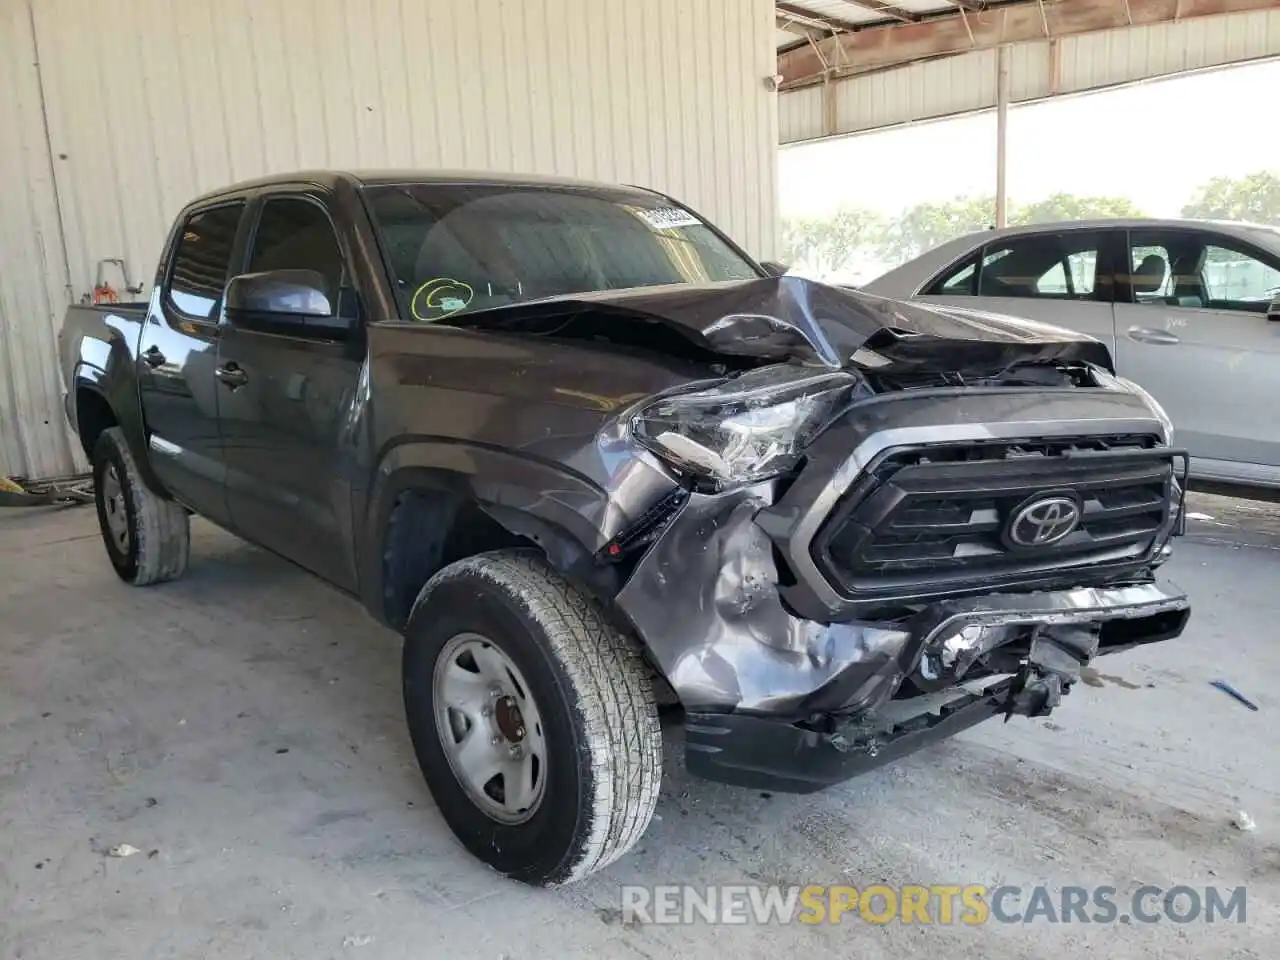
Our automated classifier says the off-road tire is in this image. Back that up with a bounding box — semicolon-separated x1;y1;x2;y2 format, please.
92;427;190;585
403;549;662;886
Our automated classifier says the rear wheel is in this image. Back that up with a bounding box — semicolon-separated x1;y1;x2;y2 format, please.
92;427;189;585
403;550;662;886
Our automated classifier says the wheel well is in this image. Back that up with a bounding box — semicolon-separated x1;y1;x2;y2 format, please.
76;387;118;461
382;489;537;630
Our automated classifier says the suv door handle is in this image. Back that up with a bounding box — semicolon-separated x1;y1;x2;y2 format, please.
142;345;166;368
215;362;249;389
1126;326;1181;346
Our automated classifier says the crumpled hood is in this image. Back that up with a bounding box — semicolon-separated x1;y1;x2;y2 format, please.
447;276;1114;373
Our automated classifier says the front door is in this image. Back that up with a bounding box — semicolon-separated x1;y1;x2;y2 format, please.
1112;228;1280;473
214;192;363;590
136;200;247;524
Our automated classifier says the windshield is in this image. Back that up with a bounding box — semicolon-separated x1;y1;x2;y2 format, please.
362;183;760;321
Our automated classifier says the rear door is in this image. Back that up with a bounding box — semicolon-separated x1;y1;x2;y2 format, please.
137;200;247;523
214;190;364;589
1113;227;1280;471
918;228;1120;352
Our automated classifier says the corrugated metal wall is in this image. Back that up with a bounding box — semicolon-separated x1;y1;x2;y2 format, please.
0;1;79;479
0;0;779;481
779;8;1280;143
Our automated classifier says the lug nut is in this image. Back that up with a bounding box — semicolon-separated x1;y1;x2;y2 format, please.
481;706;493;718
490;734;502;746
508;744;523;760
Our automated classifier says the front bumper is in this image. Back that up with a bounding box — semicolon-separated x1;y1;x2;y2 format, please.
613;487;1188;792
615;488;1188;714
681;579;1187;792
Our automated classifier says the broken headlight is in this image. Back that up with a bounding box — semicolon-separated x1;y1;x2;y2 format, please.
632;365;857;486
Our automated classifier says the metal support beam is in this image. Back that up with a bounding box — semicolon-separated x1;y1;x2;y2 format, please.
776;2;858;33
822;76;838;137
778;0;1280;88
777;15;829;41
844;1;919;22
995;45;1009;228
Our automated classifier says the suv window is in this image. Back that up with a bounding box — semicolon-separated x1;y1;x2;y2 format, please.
248;197;345;298
931;258;977;295
926;232;1104;300
976;232;1103;300
1129;243;1174;302
1203;244;1280;308
167;203;245;320
1127;231;1280;312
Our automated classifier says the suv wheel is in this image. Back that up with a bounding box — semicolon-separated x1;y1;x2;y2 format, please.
403;550;662;886
92;427;190;585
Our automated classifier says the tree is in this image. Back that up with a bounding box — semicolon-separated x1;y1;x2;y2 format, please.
1011;193;1146;225
877;195;995;263
1181;171;1280;225
779;206;886;276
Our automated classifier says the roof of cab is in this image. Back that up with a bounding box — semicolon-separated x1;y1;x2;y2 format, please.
188;169;660;205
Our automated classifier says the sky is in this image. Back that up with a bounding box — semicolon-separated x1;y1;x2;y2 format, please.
779;58;1280;220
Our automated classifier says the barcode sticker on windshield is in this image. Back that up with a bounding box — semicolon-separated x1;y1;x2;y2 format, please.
637;207;702;230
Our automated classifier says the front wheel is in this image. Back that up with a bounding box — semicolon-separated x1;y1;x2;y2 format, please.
403;550;662;886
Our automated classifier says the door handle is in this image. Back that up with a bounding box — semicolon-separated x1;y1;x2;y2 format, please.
215;362;249;389
1126;326;1181;346
141;345;166;368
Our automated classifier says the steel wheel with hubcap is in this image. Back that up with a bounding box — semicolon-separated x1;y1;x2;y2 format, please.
402;550;662;886
433;632;546;824
99;462;132;555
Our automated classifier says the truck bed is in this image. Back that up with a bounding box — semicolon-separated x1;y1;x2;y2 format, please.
58;302;149;439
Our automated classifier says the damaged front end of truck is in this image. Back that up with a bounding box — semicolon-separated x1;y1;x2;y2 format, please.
559;277;1191;793
454;276;1191;792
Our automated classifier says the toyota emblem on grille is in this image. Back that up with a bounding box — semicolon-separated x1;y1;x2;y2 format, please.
1005;494;1082;548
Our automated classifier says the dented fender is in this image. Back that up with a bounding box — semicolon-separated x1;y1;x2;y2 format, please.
615;489;912;715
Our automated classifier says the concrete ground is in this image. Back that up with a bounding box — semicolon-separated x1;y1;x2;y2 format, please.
1;494;1276;959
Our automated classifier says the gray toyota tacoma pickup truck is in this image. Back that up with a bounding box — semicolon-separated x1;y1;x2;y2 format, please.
60;170;1190;886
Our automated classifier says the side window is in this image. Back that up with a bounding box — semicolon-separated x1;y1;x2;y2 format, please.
1202;244;1280;309
1125;231;1280;312
1128;241;1174;302
927;256;978;296
975;232;1103;301
248;197;345;300
167;203;245;320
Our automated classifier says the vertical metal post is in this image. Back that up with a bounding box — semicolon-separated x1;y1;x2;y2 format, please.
27;0;74;304
822;76;837;138
995;44;1010;228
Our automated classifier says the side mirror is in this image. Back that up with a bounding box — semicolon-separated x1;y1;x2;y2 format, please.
226;269;333;319
760;260;791;278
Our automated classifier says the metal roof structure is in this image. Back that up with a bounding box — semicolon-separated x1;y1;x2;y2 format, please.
777;0;992;52
775;0;1280;88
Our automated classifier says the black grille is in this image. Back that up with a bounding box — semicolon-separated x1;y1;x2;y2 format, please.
815;435;1177;597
